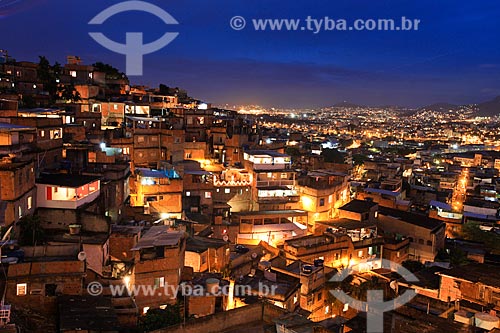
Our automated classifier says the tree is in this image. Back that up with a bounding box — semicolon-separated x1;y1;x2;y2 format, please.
58;84;81;103
322;148;345;164
460;222;500;253
138;305;182;331
37;56;59;102
17;215;45;246
92;62;127;80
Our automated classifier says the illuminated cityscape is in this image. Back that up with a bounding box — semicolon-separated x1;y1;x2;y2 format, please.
0;1;500;333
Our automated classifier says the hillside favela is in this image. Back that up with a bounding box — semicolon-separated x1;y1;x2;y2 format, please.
1;1;500;333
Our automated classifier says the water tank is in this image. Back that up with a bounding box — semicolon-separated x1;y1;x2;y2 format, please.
475;312;499;330
302;265;314;274
314;259;324;267
206;278;220;294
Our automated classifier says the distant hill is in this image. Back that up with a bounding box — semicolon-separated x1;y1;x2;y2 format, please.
477;96;500;116
331;101;364;108
419;102;460;112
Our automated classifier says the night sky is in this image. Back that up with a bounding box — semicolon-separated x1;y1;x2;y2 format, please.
2;0;500;108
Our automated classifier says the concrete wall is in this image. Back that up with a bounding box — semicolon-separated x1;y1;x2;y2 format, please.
150;302;288;333
37;208;110;233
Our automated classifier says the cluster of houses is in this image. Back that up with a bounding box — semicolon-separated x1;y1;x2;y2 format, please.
0;55;498;332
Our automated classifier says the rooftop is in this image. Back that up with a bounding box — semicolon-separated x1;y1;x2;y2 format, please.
318;218;377;230
0;122;34;132
234;210;308;217
379;207;444;231
437;263;500;286
339;199;378;213
58;295;118;332
186;236;228;253
245;150;290;158
131;225;184;250
36;173;100;187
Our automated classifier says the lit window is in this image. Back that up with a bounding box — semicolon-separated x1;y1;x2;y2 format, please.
113;104;118;110
143;307;150;315
186;191;191;197
27;196;32;210
18;206;22;219
358;250;363;258
16;283;27;296
225;188;230;194
154;277;165;288
40;130;45;138
89;72;93;79
205;191;212;199
70;70;77;77
280;173;287;179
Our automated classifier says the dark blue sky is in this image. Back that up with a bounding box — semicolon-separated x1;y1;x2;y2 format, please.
2;0;500;107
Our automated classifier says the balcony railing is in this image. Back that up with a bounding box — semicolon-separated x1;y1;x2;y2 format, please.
257;195;300;203
214;179;252;187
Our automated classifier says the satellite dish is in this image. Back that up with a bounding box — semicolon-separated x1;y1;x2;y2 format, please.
223;235;229;242
251;252;258;259
78;251;87;261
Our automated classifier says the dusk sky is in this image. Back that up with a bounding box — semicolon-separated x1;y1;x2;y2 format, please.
2;0;500;108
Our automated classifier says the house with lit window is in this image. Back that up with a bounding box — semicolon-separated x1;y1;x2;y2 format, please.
8;116;64;171
244;150;299;211
180;160;214;218
5;245;85;329
213;167;253;213
0;159;36;227
185;236;230;272
35;174;101;209
130;167;182;218
297;170;350;231
233;210;308;246
130;225;186;314
377;207;445;263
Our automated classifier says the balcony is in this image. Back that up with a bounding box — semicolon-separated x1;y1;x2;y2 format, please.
353;237;384;249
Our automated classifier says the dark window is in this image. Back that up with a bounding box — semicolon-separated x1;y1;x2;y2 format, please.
319;198;325;206
155;246;165;258
45;284;57;296
426;240;432;246
418;239;424;245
